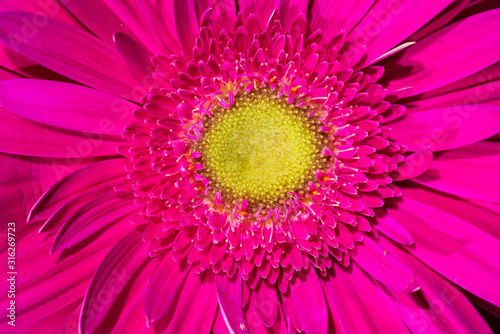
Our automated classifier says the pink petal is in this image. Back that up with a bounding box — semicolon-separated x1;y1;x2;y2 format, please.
178;272;219;334
414;141;500;203
0;79;138;135
289;269;328;334
389;105;500;152
0;153;88;225
144;252;191;322
216;272;249;334
0;11;147;100
323;264;410;333
29;159;128;221
373;209;414;245
60;0;131;46
254;280;279;327
402;182;500;240
80;230;150;333
386;196;500;307
1;0;84;29
310;0;374;42
392;147;433;181
114;33;155;84
101;0;167;54
350;236;420;293
349;0;455;68
174;0;200;58
378;236;493;334
0;219;130;329
238;0;278;29
0;107;124;157
51;191;136;253
134;0;181;54
383;9;500;96
407;0;471;42
278;0;308;32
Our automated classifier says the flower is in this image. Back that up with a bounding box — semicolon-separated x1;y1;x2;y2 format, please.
0;0;499;333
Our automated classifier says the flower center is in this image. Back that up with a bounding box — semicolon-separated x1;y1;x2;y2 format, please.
198;90;326;208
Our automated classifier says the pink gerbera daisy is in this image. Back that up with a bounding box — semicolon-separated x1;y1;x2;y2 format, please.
1;0;500;333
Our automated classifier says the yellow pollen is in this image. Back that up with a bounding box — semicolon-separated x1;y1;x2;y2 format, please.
198;90;326;207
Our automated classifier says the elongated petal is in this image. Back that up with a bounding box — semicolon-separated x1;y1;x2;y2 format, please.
0;107;124;157
216;272;249;334
101;0;167;54
238;0;278;29
0;79;138;135
174;0;200;57
134;0;181;54
389;105;500;152
350;237;419;293
0;11;146;100
414;141;500;203
51;192;135;253
386;196;500;307
323;265;410;334
290;270;328;334
383;9;500;96
401;182;500;240
80;230;150;334
61;0;130;46
374;209;414;245
392;147;433;181
29;159;127;221
178;272;219;334
310;0;374;42
378;236;493;334
144;252;191;322
349;0;454;67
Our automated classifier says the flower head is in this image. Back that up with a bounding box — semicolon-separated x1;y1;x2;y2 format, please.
0;1;499;333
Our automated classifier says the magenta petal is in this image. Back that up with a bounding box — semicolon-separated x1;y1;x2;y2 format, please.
174;0;200;58
310;0;374;42
144;252;191;322
0;153;84;225
51;191;135;253
415;141;500;203
392;147;433;181
254;280;278;327
0;79;138;135
278;0;308;32
407;0;471;41
350;237;419;293
0;107;124;157
289;270;328;334
216;272;249;334
384;9;500;96
0;11;146;100
100;0;166;54
323;264;410;334
387;196;500;307
134;0;181;54
389;105;500;152
238;0;277;29
29;159;128;221
378;236;493;334
2;0;83;29
349;0;454;67
80;230;150;334
114;33;155;83
61;0;131;46
374;209;414;245
402;183;500;240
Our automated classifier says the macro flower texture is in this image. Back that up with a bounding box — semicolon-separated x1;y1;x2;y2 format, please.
1;0;500;333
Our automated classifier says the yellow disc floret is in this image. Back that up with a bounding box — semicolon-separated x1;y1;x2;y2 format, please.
199;90;325;208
